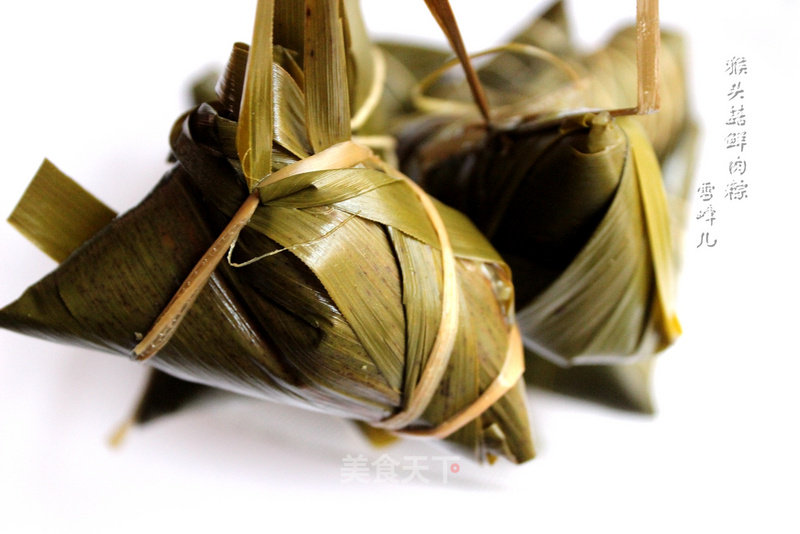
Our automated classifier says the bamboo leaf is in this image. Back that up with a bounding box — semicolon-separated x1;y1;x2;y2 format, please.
378;41;450;86
342;0;377;124
274;0;305;60
508;0;573;57
272;60;313;158
217;43;250;119
8;160;116;263
304;0;351;150
625;117;681;343
260;205;406;389
131;369;216;425
237;0;275;189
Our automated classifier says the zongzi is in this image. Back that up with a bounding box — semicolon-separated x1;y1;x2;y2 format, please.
392;0;690;409
0;0;534;464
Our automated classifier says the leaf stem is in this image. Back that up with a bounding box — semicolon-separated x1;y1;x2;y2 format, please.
423;0;492;124
609;0;660;117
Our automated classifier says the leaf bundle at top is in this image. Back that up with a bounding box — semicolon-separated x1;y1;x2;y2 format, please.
389;0;692;162
0;0;533;463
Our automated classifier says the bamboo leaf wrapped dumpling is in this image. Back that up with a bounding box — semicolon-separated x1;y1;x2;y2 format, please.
0;0;533;463
128;0;692;420
394;0;683;368
400;110;680;365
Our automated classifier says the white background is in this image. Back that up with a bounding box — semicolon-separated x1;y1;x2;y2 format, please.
0;1;797;532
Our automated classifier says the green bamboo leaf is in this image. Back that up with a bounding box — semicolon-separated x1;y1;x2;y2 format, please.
272;60;313;158
378;42;450;83
342;0;377;125
8;160;116;263
508;0;573;57
237;0;275;189
626;117;681;344
304;0;351;150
